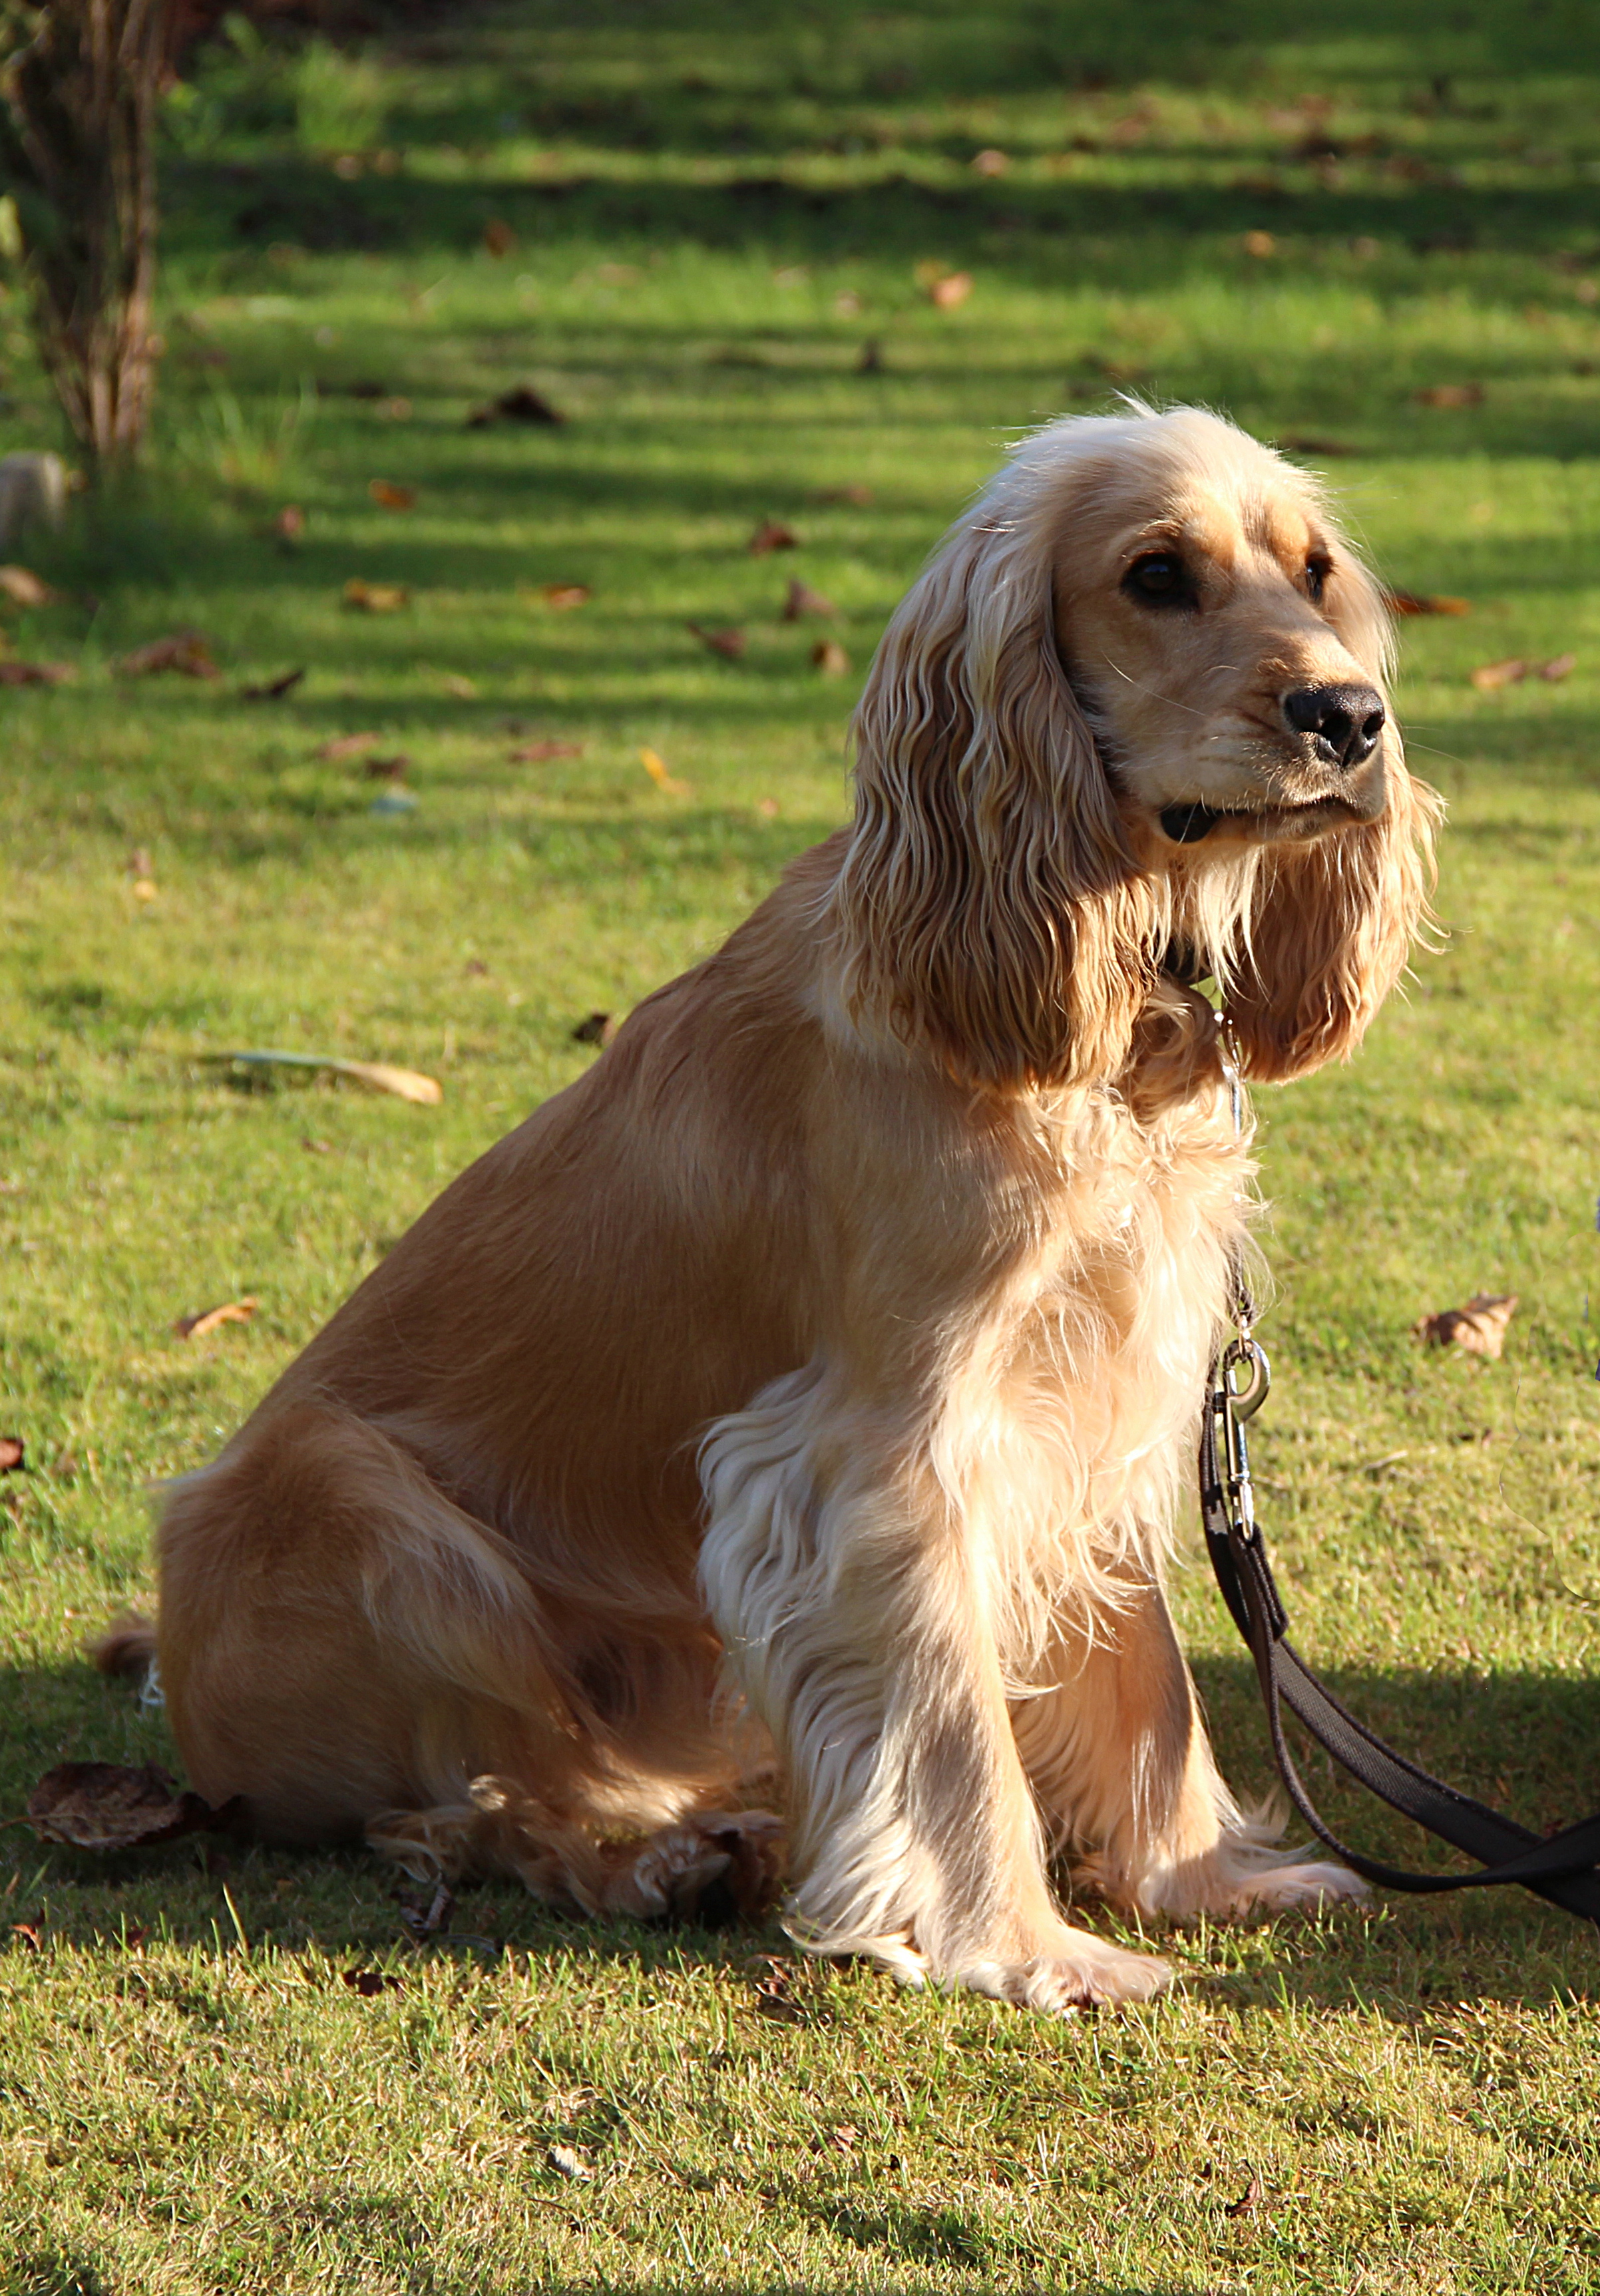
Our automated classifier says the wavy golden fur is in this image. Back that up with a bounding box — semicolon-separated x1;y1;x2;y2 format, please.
110;407;1438;2008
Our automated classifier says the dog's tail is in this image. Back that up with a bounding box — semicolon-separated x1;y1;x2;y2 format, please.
91;1611;159;1682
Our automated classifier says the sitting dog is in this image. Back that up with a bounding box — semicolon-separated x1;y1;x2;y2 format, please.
105;406;1436;2009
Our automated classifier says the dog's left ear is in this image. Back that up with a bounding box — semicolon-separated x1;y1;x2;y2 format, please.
1226;567;1441;1081
833;488;1158;1092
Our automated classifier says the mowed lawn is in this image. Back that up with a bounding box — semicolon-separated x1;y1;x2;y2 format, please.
2;2;1600;2288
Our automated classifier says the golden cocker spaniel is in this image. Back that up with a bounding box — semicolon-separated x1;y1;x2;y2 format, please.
108;405;1437;2009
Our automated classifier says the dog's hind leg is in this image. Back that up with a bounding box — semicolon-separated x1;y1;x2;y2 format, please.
1011;1563;1363;1921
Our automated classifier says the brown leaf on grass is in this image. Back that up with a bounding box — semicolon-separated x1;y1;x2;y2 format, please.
343;580;409;612
118;630;219;679
10;1924;41;1951
746;1953;805;2022
812;639;851;676
274;504;305;544
571;1012;617;1047
1225;2170;1264;2218
1470;658;1527;691
548;2144;594;2182
466;383;565;429
1414;1292;1518;1358
26;1762;242;1852
928;270;972;308
970;147;1009;176
748;519;798;555
482;218;517;258
317;731;383;761
343;1967;403;1995
1242;230;1277;258
1539;652;1577;681
688;622;747;658
0;1436;24;1473
212;1050;443;1103
0;564;60;608
363;755;411;781
541;582;590;610
813;482;873;506
639;745;690;797
509;739;584;761
1415;383;1484;408
173;1297;257;1341
369;479;417;510
1385;588;1472;616
240;667;305;700
0;659;76;685
783;578;838;621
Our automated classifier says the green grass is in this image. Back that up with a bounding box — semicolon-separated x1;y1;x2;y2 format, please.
3;2;1600;2287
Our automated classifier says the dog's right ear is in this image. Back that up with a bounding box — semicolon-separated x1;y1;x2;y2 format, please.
833;496;1159;1093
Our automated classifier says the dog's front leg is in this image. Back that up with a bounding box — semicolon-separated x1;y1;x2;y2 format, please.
700;1369;1171;2010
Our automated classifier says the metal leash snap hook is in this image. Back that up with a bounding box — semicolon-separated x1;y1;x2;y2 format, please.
1221;1336;1271;1424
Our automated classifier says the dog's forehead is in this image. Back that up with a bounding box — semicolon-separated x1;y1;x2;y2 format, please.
1062;435;1322;571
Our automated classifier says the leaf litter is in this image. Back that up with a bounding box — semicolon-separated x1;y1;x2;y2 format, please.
117;630;219;678
639;745;690;796
208;1050;443;1104
173;1297;257;1340
26;1762;241;1853
1414;1293;1517;1358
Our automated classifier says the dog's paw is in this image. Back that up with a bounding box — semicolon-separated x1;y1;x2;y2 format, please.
958;1927;1173;2013
1217;1859;1367;1916
608;1809;787;1923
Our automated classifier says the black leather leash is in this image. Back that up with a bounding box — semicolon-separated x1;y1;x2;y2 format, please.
1201;1300;1600;1929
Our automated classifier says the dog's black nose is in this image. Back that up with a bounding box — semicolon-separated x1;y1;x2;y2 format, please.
1283;683;1386;769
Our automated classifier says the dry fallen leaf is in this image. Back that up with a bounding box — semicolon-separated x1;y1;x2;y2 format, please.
118;630;219;678
1226;2170;1264;2219
639;745;690;797
748;519;799;555
1242;231;1277;258
274;504;305;543
240;666;305;700
173;1296;257;1341
0;1436;24;1473
26;1761;240;1852
812;639;851;677
466;383;564;429
10;1924;41;1951
1539;652;1577;681
0;564;59;608
210;1049;443;1104
363;754;411;781
343;580;410;612
509;739;584;761
928;270;972;308
0;659;76;685
1384;589;1472;617
482;218;517;257
1470;658;1527;691
1415;383;1484;408
541;582;591;610
369;479;417;510
571;1011;616;1047
783;578;838;621
813;482;872;506
1414;1292;1518;1359
548;2144;594;2182
317;730;383;761
970;147;1009;176
343;1967;403;1996
688;622;747;659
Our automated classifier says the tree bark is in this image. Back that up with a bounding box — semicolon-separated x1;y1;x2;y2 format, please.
3;0;168;468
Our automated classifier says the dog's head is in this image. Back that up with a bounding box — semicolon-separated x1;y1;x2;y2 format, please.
837;405;1438;1092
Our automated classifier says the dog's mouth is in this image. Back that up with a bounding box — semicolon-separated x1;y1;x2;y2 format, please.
1157;795;1366;847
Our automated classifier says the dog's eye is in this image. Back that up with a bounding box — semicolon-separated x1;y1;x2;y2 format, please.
1305;554;1332;605
1124;552;1192;607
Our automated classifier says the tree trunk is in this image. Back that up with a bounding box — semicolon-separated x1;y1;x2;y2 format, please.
3;0;168;469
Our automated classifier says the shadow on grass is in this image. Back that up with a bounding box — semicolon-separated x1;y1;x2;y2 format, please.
3;1650;1595;2003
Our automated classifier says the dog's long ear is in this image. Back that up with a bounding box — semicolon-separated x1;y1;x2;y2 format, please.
833;488;1158;1093
1225;564;1441;1082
